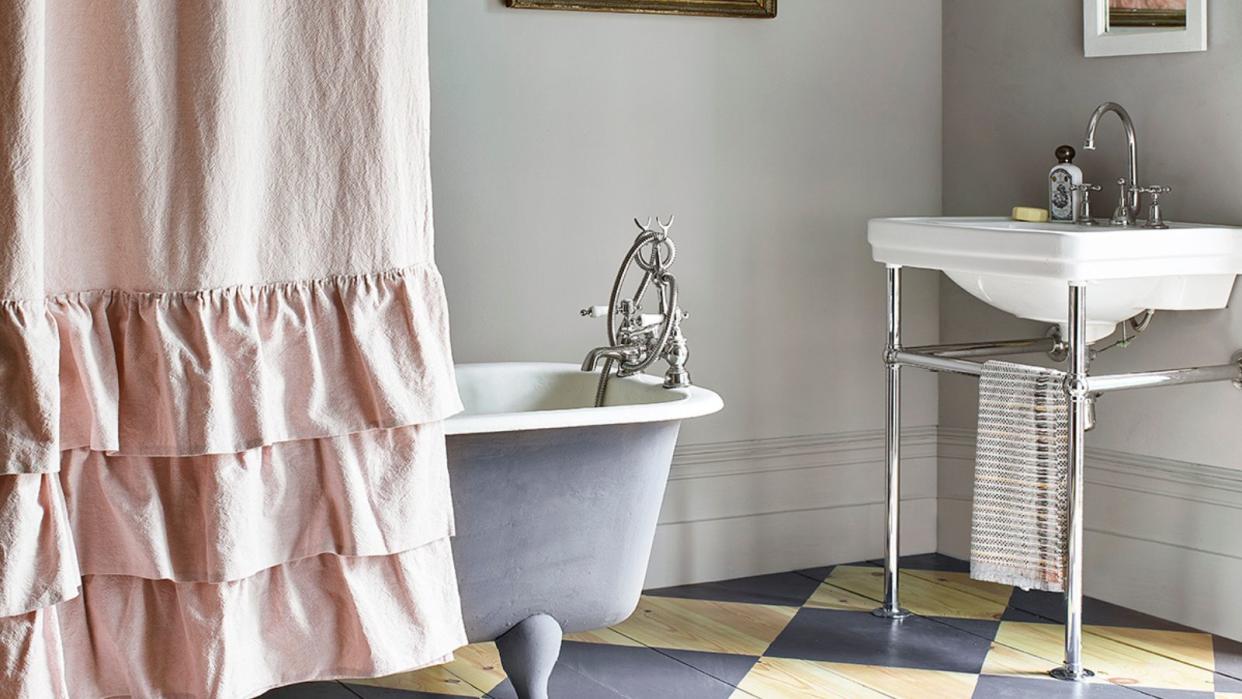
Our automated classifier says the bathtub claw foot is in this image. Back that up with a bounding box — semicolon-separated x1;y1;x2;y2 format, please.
496;613;562;699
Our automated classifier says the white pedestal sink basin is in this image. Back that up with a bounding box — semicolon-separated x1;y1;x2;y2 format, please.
868;216;1242;342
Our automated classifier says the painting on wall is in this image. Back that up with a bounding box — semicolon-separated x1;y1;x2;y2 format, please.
506;0;777;19
1108;0;1187;28
1084;0;1203;57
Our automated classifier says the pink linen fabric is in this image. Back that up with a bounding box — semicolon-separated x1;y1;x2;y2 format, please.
63;423;455;584
0;418;457;616
4;266;460;475
0;1;467;696
0;475;79;618
1;540;466;699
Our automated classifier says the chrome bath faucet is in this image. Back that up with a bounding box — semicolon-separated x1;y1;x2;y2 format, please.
581;217;692;407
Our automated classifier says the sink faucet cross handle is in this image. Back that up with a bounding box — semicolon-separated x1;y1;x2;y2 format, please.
1073;183;1102;225
1134;184;1172;230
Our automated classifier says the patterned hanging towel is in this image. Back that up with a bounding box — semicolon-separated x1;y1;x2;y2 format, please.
970;361;1070;592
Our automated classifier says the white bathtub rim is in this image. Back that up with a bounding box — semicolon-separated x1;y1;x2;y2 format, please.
445;362;723;436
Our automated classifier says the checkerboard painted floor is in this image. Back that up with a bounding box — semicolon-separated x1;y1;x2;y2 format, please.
263;554;1242;698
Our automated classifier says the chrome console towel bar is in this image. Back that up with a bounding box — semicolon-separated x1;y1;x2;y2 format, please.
906;335;1061;359
893;350;1242;394
1087;359;1242;394
894;351;984;377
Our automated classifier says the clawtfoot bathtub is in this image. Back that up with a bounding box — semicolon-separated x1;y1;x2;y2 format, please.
444;362;723;699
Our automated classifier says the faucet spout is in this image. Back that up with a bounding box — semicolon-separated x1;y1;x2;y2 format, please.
1083;102;1139;220
581;346;634;373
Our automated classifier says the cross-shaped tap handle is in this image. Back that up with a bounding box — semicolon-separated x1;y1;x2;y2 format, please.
1073;183;1102;225
1134;185;1172;229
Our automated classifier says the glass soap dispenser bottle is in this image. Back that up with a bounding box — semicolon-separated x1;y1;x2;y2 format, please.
1049;145;1083;222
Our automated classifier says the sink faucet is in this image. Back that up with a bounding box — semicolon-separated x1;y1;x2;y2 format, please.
1083;102;1140;227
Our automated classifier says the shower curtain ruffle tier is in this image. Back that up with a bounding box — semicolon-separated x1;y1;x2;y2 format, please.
1;539;464;699
1;422;456;618
0;268;467;698
0;265;458;471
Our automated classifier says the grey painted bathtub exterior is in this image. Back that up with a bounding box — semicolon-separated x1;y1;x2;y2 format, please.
449;420;680;643
442;363;721;699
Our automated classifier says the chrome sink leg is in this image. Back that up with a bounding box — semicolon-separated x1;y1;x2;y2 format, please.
873;265;911;621
1051;283;1094;681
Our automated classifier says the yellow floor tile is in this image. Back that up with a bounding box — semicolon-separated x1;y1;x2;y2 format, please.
608;594;797;656
350;643;502;698
351;664;484;697
818;566;1010;620
985;621;1217;692
804;581;881;612
821;662;979;699
564;626;644;647
1091;625;1216;673
437;642;508;695
901;568;1014;607
978;633;1068;681
732;657;890;698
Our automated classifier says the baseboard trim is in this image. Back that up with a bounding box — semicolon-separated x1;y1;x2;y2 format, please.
647;498;938;589
646;426;940;587
939;494;1242;565
939;426;1242;510
658;495;938;528
671;425;939;481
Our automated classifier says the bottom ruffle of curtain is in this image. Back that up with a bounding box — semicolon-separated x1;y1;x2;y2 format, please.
0;423;453;617
0;538;466;699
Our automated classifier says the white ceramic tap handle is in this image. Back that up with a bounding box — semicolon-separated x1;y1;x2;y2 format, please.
579;305;664;325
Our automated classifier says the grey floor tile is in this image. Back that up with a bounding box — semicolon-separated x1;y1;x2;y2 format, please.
343;683;475;699
765;607;999;674
1217;673;1242;693
260;681;361;698
487;641;742;699
794;565;835;583
1002;589;1198;632
1215;635;1242;691
487;672;625;699
646;570;823;607
865;553;972;573
659;648;759;688
1128;688;1218;699
972;675;1152;698
929;610;1057;658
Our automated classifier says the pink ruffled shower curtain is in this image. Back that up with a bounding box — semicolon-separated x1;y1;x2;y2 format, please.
0;1;467;697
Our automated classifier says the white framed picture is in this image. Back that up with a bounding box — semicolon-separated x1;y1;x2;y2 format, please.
1084;0;1206;58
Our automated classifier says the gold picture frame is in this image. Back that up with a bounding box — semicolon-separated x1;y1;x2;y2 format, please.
506;0;777;19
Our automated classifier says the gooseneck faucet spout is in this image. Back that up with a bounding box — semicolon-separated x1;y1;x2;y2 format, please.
1083;102;1139;226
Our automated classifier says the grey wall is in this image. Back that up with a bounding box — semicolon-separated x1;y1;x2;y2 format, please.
429;0;943;585
941;0;1242;638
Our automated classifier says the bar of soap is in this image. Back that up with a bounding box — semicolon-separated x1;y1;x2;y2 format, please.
1012;206;1050;223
